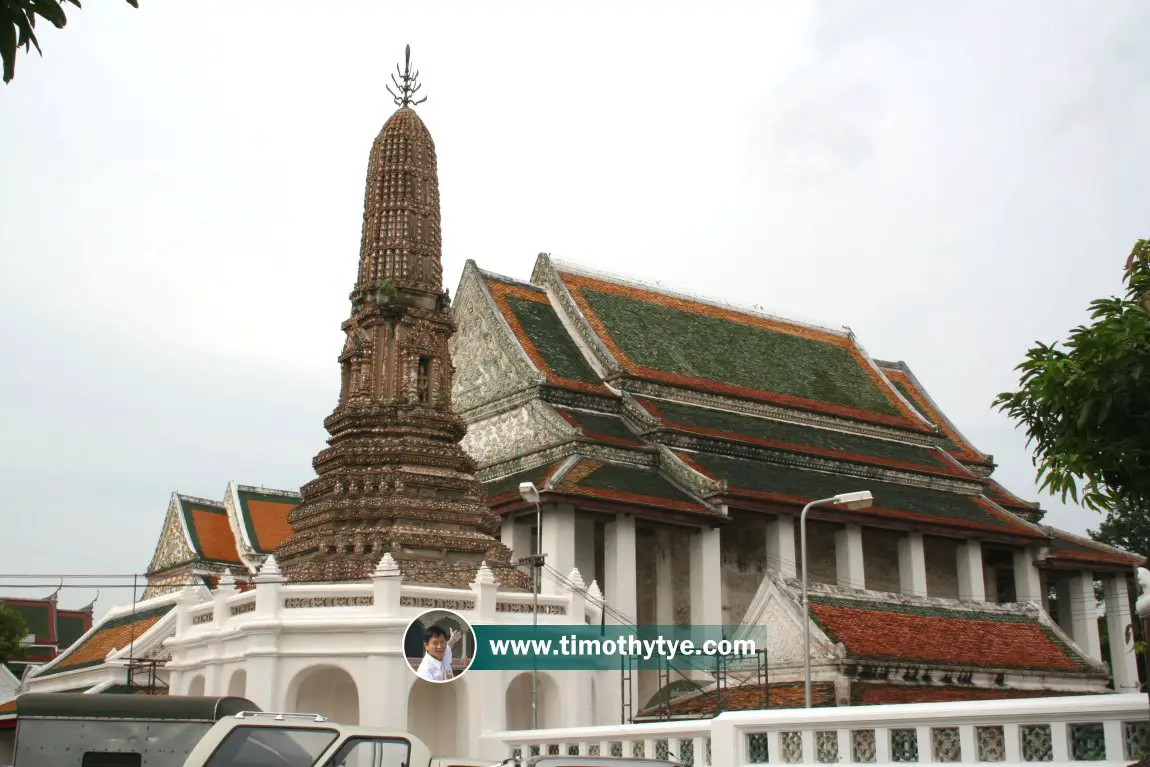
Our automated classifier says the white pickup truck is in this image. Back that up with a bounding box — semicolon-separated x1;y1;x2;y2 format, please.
9;694;682;767
10;693;491;767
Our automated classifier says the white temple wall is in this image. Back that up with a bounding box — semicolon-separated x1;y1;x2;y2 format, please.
924;535;960;598
862;528;902;594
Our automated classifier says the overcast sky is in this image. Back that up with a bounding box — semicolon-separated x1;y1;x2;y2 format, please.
1;1;1147;620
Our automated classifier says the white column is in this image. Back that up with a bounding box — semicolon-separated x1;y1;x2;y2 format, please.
956;540;986;602
1068;571;1102;661
541;504;576;595
655;529;675;624
604;514;638;623
897;532;928;598
835;524;865;590
1104;575;1139;691
766;514;797;579
690;526;723;626
1013;548;1043;603
575;516;596;589
503;515;533;562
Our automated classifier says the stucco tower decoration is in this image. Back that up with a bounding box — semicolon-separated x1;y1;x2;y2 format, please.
275;47;529;589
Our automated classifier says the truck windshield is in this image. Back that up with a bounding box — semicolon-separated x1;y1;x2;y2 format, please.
203;726;339;767
322;737;410;767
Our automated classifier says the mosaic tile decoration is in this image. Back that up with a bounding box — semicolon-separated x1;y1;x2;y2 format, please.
976;726;1006;762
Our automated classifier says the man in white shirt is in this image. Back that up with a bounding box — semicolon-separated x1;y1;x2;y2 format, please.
415;625;461;682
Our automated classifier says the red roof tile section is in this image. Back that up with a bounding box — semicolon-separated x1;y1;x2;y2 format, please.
853;684;1083;705
244;499;295;553
558;270;930;432
638;682;837;717
810;598;1086;672
188;508;242;565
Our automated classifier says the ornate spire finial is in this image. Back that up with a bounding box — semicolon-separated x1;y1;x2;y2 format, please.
387;44;427;108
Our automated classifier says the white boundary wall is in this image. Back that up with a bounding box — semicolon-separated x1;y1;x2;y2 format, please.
478;693;1150;767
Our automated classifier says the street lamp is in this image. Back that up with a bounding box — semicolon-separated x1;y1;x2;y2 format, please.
801;490;874;708
518;481;546;730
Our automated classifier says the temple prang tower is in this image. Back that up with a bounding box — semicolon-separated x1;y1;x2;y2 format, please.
275;48;529;589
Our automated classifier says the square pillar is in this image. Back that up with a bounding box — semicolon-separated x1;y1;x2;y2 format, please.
690;526;723;626
604;514;638;624
766;514;797;579
835;524;865;591
897;532;928;598
956;540;986;602
1013;547;1043;603
541;504;576;595
1069;571;1102;661
575;516;596;590
655;529;675;625
1104;575;1139;691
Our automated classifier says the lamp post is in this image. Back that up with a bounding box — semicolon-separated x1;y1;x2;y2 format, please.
518;482;546;730
801;490;874;708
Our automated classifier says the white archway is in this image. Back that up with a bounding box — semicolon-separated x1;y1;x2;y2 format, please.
226;669;247;698
186;674;205;696
505;672;562;730
285;665;359;725
408;678;464;756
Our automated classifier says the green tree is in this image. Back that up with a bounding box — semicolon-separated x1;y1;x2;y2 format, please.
1;0;139;84
1089;498;1150;567
994;240;1150;547
0;604;29;660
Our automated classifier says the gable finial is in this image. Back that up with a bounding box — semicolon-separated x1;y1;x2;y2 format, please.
386;44;427;108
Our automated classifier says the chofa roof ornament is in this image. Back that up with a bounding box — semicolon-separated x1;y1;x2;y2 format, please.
386;44;427;108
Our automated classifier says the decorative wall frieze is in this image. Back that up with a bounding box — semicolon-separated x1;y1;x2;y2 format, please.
462;400;579;467
460;385;540;424
400;596;475;611
531;254;624;379
145;495;198;576
450;264;545;414
284;596;375;609
496;601;568;615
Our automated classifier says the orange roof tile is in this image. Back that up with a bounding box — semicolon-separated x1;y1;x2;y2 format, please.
244;499;295;552
881;366;988;465
188;507;241;564
44;604;172;675
810;597;1089;672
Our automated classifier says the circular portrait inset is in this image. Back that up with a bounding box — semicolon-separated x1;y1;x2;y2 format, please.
403;608;475;683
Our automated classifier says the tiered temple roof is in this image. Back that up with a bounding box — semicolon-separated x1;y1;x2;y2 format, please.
449;253;1140;574
142;483;298;598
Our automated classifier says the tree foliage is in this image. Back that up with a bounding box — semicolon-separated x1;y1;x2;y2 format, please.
994;240;1150;527
0;604;29;660
1;0;139;84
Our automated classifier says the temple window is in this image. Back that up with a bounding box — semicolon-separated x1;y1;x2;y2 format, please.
417;356;431;403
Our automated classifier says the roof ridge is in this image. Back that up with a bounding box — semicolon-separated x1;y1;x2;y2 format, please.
234;484;301;498
1048;526;1143;560
175;493;225;509
879;360;993;464
548;256;852;338
476;264;543;291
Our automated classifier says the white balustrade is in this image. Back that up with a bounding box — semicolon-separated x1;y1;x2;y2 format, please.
477;693;1150;767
